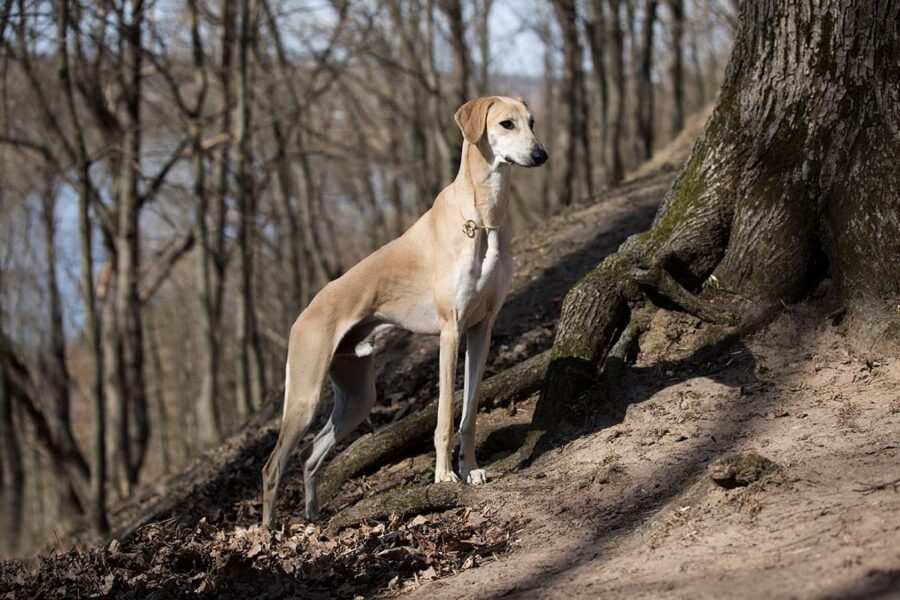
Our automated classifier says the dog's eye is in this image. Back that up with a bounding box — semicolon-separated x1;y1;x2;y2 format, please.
499;120;514;130
529;119;535;131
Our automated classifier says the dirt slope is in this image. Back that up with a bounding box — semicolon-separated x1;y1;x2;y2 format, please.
5;109;899;599
412;301;900;599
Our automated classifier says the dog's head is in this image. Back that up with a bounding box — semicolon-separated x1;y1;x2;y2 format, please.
454;96;548;168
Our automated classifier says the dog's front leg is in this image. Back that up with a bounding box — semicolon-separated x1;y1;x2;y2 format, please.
435;325;461;483
459;317;493;484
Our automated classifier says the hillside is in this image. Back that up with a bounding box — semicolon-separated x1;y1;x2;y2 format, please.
3;110;899;600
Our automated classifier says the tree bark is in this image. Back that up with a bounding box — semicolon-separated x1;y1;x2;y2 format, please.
605;0;626;185
0;332;24;554
553;0;594;204
185;0;221;446
637;0;658;160
537;19;557;214
585;0;609;174
39;177;89;522
57;0;108;532
530;0;900;445
668;0;685;136
439;0;470;110
474;0;493;95
235;0;265;418
115;0;149;489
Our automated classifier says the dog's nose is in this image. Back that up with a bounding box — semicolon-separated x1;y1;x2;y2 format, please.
530;147;548;165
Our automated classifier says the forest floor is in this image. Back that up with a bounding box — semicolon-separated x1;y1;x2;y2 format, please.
3;111;899;599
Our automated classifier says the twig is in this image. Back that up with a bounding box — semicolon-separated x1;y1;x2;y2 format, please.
853;477;900;494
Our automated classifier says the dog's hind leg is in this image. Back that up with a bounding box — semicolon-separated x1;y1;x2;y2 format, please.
303;353;376;520
261;317;336;528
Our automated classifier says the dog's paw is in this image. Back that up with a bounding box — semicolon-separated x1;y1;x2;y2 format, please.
435;470;460;484
465;469;488;485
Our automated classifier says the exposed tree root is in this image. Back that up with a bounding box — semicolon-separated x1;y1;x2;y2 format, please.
329;483;472;531
635;265;735;325
317;350;551;506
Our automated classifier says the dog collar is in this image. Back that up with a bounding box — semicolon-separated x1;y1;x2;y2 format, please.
461;218;500;238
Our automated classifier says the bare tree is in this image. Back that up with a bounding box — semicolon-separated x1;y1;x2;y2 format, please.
552;0;593;203
668;0;685;135
584;0;609;174
0;328;24;554
473;0;494;94
235;0;266;417
605;0;626;184
637;0;658;159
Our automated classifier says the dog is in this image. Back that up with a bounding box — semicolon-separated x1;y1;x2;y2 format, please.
261;96;548;526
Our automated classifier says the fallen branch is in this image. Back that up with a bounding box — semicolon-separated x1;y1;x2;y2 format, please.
853;477;900;495
318;350;551;505
329;483;471;530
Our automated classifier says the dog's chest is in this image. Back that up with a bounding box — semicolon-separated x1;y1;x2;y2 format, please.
454;230;512;322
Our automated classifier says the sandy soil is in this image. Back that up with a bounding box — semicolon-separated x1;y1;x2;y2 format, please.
408;300;900;600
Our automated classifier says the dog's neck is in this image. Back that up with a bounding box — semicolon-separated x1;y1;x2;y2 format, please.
455;140;511;229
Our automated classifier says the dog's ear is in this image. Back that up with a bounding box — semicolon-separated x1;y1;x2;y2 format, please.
454;97;495;145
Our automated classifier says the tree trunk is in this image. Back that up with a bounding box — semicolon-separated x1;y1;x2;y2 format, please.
585;0;609;175
235;0;265;418
0;333;24;554
553;0;593;204
605;0;626;185
58;0;107;531
637;0;658;160
102;271;131;498
537;19;557;214
39;178;89;521
531;0;900;443
475;0;493;95
440;0;470;110
668;0;685;136
147;325;171;474
186;0;221;446
115;0;149;488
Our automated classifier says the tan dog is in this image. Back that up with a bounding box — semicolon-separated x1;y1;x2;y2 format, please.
261;96;548;526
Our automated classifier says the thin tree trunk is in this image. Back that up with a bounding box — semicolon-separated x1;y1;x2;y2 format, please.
475;0;493;94
271;120;309;308
689;15;706;107
0;333;24;555
668;0;685;136
440;0;470;110
539;21;557;214
147;325;171;474
585;0;609;176
187;0;220;446
637;0;658;160
553;0;593;204
235;0;264;418
102;271;130;498
39;178;88;521
58;0;107;532
115;0;149;488
605;0;626;184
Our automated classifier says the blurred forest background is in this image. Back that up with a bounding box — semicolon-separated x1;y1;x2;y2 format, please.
0;0;736;556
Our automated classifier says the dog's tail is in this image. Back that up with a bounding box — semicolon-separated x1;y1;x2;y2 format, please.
261;306;343;528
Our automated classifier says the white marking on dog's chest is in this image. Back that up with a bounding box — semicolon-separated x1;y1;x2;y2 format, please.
455;230;507;318
454;168;511;321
